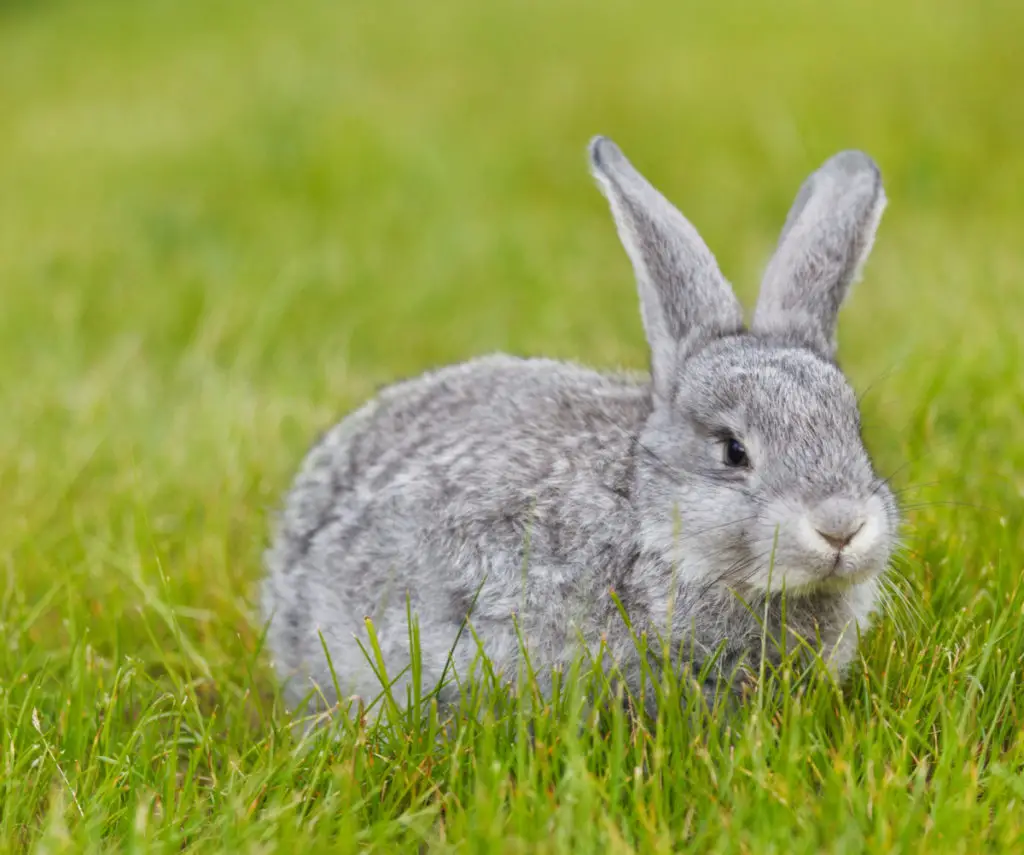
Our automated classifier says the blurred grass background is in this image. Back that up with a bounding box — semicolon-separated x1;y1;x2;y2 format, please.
1;0;1023;850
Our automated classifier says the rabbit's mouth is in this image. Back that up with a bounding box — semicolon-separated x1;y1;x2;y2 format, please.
746;542;891;596
727;555;885;599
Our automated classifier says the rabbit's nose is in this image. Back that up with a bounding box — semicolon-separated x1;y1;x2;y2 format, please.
815;522;864;551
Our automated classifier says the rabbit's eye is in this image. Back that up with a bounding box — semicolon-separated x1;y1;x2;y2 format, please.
723;437;750;468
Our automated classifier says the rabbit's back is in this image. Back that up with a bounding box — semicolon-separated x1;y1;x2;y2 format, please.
263;354;651;708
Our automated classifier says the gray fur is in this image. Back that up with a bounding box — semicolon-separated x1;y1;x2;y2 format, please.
589;136;744;399
752;150;887;358
262;138;898;717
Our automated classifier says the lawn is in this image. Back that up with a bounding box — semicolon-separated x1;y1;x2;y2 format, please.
2;0;1023;850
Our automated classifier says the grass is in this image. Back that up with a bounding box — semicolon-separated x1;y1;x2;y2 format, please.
2;0;1023;850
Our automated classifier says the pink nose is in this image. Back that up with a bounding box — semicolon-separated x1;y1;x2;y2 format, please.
815;523;863;551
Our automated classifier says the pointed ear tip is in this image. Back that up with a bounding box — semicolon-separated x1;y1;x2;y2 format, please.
587;135;622;172
823;149;883;182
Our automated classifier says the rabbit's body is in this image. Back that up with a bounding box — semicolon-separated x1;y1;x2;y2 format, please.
263;138;899;714
264;355;650;707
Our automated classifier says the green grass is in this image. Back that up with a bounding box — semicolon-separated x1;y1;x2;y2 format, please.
2;0;1024;850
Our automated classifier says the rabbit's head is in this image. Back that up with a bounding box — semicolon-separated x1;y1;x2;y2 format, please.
590;137;898;595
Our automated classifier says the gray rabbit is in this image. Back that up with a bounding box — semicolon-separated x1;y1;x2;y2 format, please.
262;136;899;716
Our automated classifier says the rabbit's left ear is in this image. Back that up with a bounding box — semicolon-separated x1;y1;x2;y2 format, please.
751;150;886;359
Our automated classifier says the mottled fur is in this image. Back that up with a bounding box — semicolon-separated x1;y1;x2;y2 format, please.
262;137;899;715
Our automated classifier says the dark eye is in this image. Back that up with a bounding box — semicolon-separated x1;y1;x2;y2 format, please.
723;436;750;468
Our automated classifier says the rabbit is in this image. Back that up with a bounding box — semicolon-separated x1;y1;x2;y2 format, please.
261;135;899;719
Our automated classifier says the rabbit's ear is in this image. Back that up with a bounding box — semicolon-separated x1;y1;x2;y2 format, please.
589;136;743;400
752;150;886;359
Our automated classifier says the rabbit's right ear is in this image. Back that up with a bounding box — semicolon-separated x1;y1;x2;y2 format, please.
589;137;744;400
